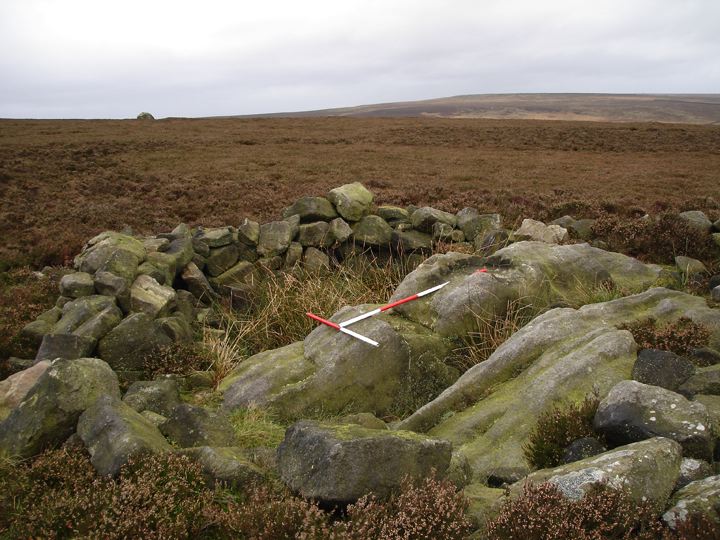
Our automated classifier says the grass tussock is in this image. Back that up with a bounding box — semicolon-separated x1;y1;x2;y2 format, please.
452;298;539;372
621;317;711;359
219;253;411;358
523;394;601;470
486;481;718;540
228;406;286;448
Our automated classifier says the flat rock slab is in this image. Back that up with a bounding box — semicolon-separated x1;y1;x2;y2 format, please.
160;404;237;448
130;274;177;318
512;437;682;508
78;395;172;476
277;420;452;504
397;287;720;482
0;358;120;458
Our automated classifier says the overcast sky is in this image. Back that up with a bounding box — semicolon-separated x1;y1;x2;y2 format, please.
1;0;718;118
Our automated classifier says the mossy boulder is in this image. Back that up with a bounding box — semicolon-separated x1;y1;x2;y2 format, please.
59;271;95;298
194;227;234;248
97;313;172;370
283;196;338;222
456;208;501;242
122;379;181;416
663;474;720;528
277;420;452;504
511;437;682;508
398;287;720;482
77;395;172;476
0;360;50;421
352;215;393;246
678;364;720;397
328;182;373;222
160;404;237;448
392;229;433;252
257;221;293;257
206;244;240;276
0;358;120;458
35;333;97;361
297;221;332;248
74;232;146;280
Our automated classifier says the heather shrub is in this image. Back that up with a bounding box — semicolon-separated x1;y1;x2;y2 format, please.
0;267;60;370
523;395;601;469
143;341;215;377
485;482;720;540
341;472;472;539
485;482;669;540
621;317;711;360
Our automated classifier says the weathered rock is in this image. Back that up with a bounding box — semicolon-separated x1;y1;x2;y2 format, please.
594;380;714;460
53;295;117;334
432;222;456;242
676;458;714;490
144;251;177;285
35;333;97;361
206;244;240;277
237;218;260;246
713;285;720;302
411;207;457;233
284;242;303;268
59;272;95;298
0;358;120;458
352;215;393;246
277;420;452;503
678;364;720;397
130;275;176;318
257;255;283;271
180;262;216;302
156;315;193;342
475;228;510;254
298;221;331;248
328;217;353;244
679;210;713;233
21;319;55;347
327;182;373;222
663;475;720;528
513;218;568;244
74;232;145;279
143;237;170;253
632;349;696;392
391;229;433;253
177;446;265;488
397;287;720;481
122;379;181;416
194;227;234;248
73;305;123;341
210;260;256;288
141;410;167;427
0;360;50;421
562;437;607;464
334;412;388;430
97;313;172;370
675;256;707;278
569;219;596;240
463;484;506;530
163;237;194;272
512;438;682;507
283;196;338;222
257;221;293;257
303;247;330;273
457;209;502;242
77;395;172;476
690;347;720;367
377;205;410;222
137;261;166;286
160;404;237;448
94;271;131;312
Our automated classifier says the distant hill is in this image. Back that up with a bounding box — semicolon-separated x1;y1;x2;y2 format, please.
236;94;720;124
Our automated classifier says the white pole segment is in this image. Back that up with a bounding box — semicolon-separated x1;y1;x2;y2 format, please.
339;308;382;327
340;327;379;347
417;281;450;296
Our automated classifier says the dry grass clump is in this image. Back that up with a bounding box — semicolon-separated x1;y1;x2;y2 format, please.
621;317;711;359
220;253;409;357
485;482;718;540
523;395;601;470
0;267;60;369
228;406;286;448
452;299;538;372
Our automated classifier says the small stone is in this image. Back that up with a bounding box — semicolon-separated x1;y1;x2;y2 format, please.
194;227;234;248
432;222;456;242
411;207;457;233
180;262;216;302
712;285;720;303
257;221;293;257
160;404;237;448
303;247;330;273
675;256;707;278
632;349;696;392
352;215;393;246
206;244;240;277
283;197;338;222
130;275;177;318
392;230;433;252
678;210;713;233
59;272;95;298
328;217;353;244
562;437;607;464
237;218;260;246
284;242;303;268
298;221;332;247
513;219;568;244
94;271;131;313
377;206;409;222
675;458;713;490
123;379;182;416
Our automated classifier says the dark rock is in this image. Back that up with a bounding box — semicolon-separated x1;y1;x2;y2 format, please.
97;313;172;371
283;196;338;222
594;380;714;460
475;229;510;254
156;316;193;342
328;217;353;244
180;262;216;302
237;218;260;246
457;209;502;242
206;244;240;277
257;221;293;257
59;272;95;298
632;349;696;392
678;364;720;397
377;206;409;222
411;207;457;233
122;379;182;416
160;404;237;448
297;221;331;248
78;395;171;476
709;274;720;290
352;215;393;246
392;229;433;252
690;348;720;367
562;437;607;464
277;420;452;504
675;458;713;490
303;247;330;273
94;271;131;313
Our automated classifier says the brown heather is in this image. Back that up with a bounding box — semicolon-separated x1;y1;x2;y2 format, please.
486;482;720;540
621;317;711;360
1;118;719;268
